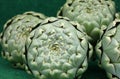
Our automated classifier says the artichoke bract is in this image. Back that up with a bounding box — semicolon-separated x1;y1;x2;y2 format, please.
25;17;92;79
0;11;46;68
57;0;115;44
96;13;120;79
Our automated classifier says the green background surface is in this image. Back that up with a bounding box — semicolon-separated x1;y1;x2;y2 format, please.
0;0;120;79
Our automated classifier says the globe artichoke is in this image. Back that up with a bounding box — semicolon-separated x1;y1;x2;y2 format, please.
96;13;120;79
57;0;115;44
25;17;93;79
0;11;46;68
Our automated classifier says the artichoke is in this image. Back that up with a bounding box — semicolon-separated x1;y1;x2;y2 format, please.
0;11;46;68
57;0;115;44
25;17;93;79
96;13;120;79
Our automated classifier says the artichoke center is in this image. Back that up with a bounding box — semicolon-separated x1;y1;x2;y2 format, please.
86;7;92;13
49;44;60;51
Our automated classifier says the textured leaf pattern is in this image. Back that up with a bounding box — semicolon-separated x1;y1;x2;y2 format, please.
0;11;46;68
96;13;120;79
26;17;91;79
57;0;115;43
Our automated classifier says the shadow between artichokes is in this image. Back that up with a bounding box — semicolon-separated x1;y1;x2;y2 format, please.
25;17;93;79
96;13;120;79
0;11;47;68
57;0;115;45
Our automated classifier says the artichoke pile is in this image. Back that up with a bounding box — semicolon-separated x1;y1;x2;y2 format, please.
1;0;120;79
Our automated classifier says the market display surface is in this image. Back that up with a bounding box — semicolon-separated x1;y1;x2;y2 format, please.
0;0;120;79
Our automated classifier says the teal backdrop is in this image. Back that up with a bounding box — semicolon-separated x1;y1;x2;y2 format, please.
0;0;120;79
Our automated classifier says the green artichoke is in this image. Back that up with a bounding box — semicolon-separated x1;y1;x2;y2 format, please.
25;17;93;79
0;11;46;68
57;0;115;44
96;13;120;79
